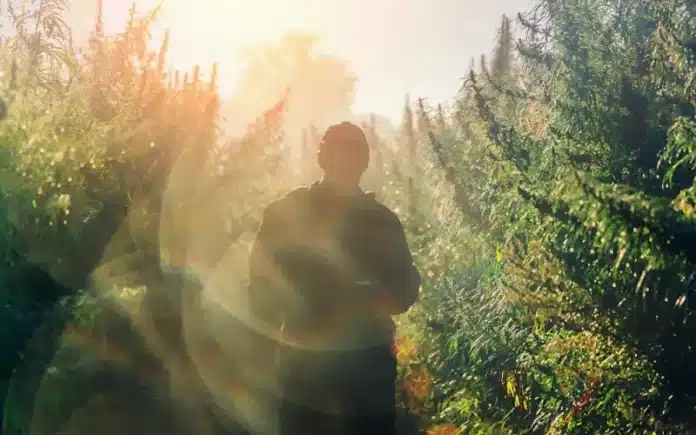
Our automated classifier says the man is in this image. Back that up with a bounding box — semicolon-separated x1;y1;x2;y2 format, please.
247;121;421;435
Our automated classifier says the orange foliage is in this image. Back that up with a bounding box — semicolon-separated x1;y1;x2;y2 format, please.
404;365;434;400
427;424;462;435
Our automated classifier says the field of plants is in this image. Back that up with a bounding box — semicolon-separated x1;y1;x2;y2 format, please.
3;0;696;434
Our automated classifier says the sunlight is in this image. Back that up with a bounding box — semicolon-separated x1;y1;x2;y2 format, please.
5;0;690;433
142;0;320;97
65;0;324;99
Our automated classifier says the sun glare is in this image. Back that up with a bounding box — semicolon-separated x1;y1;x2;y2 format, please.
135;0;320;97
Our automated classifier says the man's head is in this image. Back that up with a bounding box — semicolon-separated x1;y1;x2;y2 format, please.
318;122;370;185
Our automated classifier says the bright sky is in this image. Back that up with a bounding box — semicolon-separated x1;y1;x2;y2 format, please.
66;0;533;123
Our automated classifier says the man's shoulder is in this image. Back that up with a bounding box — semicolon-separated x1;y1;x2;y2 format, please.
365;194;395;215
358;193;404;228
263;186;312;216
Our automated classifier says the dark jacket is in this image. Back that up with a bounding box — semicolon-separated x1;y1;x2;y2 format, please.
247;182;421;351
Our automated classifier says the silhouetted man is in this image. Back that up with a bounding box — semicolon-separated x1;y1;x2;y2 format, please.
247;121;421;435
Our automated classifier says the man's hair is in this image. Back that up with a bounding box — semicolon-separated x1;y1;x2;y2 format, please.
319;122;370;168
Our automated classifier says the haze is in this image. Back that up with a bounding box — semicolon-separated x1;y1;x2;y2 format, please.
64;0;532;129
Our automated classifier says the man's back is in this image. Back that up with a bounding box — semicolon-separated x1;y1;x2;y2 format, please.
246;181;420;433
246;121;420;435
249;182;419;350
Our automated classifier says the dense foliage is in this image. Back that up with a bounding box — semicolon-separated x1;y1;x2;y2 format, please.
388;1;696;434
5;0;696;434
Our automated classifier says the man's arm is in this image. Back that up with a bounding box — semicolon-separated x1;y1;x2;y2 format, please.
247;203;287;332
373;211;421;316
